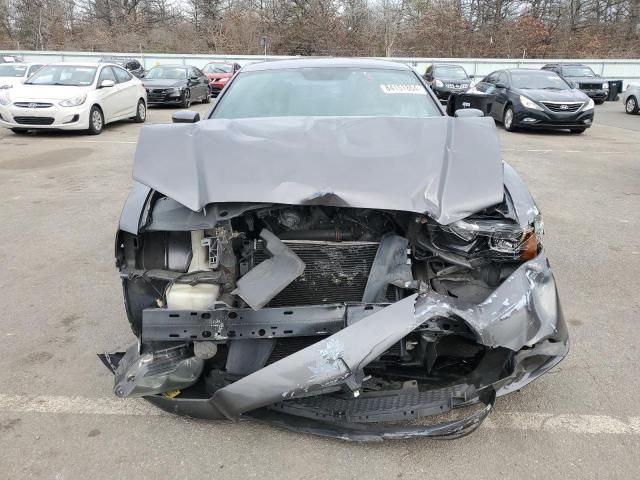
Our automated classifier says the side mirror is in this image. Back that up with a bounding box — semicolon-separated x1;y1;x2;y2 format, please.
100;79;115;88
569;81;578;88
139;72;145;78
172;110;200;124
190;75;199;81
495;82;506;89
455;108;485;118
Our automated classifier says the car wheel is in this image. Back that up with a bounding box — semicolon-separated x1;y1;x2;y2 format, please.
594;98;605;105
181;89;191;108
570;128;586;134
87;106;104;135
503;106;517;132
625;96;639;114
133;99;146;123
11;128;29;134
202;89;211;104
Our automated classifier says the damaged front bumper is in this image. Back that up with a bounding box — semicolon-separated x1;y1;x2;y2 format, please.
102;252;568;441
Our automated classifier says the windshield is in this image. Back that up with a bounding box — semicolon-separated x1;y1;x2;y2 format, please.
145;67;186;80
435;65;468;80
0;64;27;77
212;67;440;119
204;63;232;74
25;65;97;86
511;71;570;90
563;65;596;77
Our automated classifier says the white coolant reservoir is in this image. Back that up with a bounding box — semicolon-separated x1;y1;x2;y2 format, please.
166;230;221;310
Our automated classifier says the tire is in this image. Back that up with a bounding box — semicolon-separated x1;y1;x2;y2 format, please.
594;98;605;105
503;106;517;132
11;128;29;134
133;99;146;123
87;106;104;135
570;128;586;134
202;89;211;104
625;96;639;114
181;89;192;108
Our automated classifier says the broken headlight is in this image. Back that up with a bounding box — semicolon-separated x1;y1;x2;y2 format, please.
435;211;543;261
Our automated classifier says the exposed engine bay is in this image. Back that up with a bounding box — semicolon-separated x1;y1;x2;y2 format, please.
105;189;567;440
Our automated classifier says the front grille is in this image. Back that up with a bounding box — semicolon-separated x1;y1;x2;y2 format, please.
541;102;583;113
13;116;54;125
13;102;53;108
266;337;321;365
251;240;380;307
579;83;602;90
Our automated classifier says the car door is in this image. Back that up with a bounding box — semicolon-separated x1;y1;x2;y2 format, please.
95;66;120;121
492;71;510;121
193;67;208;99
113;66;139;117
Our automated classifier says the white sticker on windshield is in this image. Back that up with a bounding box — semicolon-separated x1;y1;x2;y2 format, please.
380;84;427;95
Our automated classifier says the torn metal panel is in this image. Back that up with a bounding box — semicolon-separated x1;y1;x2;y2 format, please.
119;181;152;234
362;234;413;302
232;229;306;310
144;197;270;232
132;116;503;225
211;295;423;419
209;252;565;419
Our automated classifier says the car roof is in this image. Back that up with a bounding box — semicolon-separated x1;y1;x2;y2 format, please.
48;62;104;67
432;63;465;68
148;64;189;69
241;58;411;73
503;68;555;74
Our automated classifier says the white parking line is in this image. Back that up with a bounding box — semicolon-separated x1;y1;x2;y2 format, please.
3;139;137;145
501;148;630;154
1;393;639;435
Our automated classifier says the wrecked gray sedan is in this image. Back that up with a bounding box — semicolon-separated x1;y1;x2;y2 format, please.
103;59;568;441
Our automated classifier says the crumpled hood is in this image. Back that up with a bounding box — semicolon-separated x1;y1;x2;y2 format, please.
132;115;504;225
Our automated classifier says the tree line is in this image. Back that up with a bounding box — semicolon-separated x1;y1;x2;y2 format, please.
1;0;639;58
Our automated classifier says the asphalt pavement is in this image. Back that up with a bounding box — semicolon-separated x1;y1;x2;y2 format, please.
0;100;638;479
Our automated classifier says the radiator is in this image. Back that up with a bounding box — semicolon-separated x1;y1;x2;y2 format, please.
251;240;380;307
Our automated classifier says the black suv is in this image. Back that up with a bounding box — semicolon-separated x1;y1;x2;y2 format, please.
541;64;608;104
99;57;146;78
423;64;473;103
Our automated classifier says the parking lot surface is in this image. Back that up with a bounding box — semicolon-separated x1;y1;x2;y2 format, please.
0;101;639;479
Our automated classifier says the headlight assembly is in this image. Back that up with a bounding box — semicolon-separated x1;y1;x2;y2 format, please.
519;95;543;111
583;98;595;111
59;94;87;107
434;79;444;88
0;91;10;106
434;212;544;261
602;83;609;91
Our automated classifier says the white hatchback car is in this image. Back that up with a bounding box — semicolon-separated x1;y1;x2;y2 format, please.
0;62;147;134
0;63;45;89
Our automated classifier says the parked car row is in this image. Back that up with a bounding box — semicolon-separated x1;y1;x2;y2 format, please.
422;63;626;133
0;58;242;135
0;62;147;134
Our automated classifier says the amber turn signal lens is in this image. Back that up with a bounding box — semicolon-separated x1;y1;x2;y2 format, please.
520;231;538;260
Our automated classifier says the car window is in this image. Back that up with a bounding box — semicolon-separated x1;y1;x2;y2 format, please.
27;65;43;76
0;64;27;77
26;65;97;86
99;66;117;84
212;67;441;119
114;66;132;83
145;67;187;80
496;72;508;86
510;71;571;90
483;72;498;84
434;65;468;80
562;65;596;77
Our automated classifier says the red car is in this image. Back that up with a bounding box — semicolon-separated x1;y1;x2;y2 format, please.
202;61;241;97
